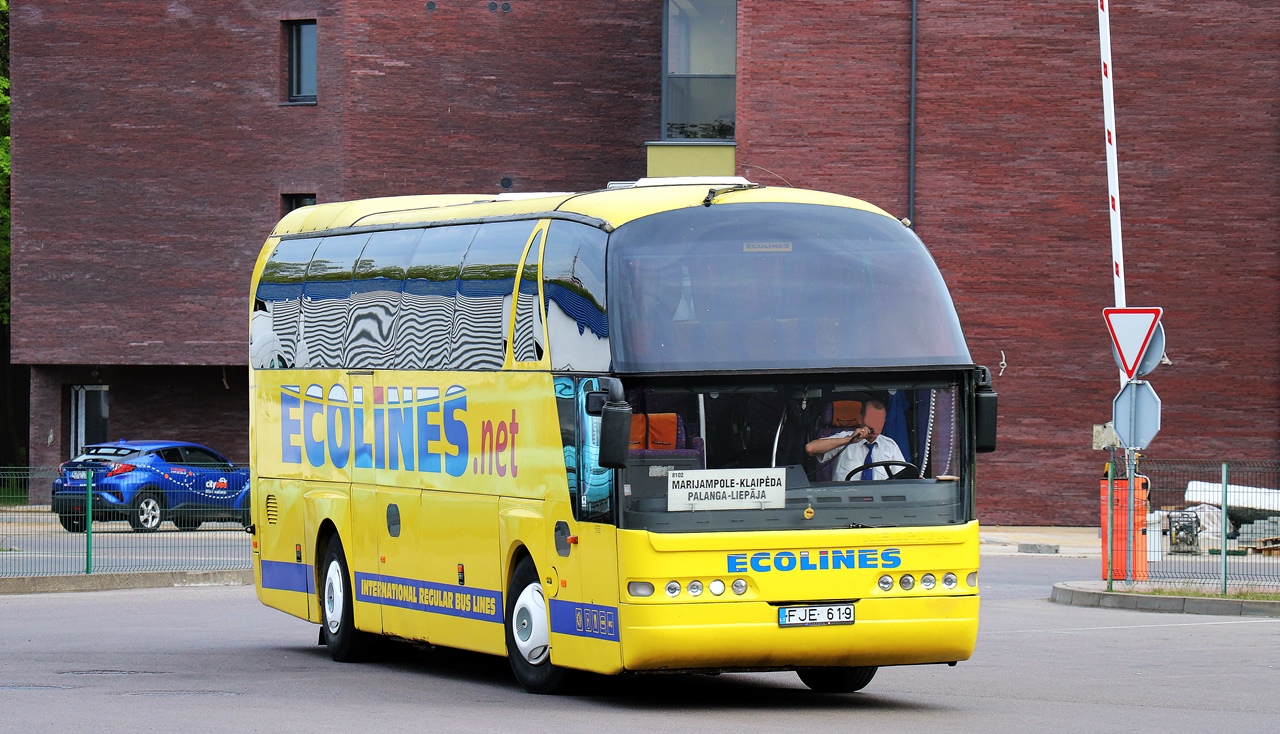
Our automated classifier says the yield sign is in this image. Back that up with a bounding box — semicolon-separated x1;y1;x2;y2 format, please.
1103;307;1163;380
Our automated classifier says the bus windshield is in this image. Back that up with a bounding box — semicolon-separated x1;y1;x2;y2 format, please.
607;203;970;372
611;375;971;534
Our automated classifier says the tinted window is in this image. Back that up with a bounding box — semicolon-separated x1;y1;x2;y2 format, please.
542;221;609;372
512;228;545;363
395;225;478;370
253;237;321;369
346;229;422;369
450;220;537;370
607;203;971;372
300;233;370;368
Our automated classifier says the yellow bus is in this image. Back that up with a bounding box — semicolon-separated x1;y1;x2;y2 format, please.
248;178;997;694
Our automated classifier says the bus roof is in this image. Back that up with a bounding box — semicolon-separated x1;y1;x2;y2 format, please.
268;179;898;238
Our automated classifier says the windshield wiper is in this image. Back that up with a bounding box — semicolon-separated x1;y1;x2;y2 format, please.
703;183;762;207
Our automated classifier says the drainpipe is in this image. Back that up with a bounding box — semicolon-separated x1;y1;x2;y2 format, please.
908;0;918;225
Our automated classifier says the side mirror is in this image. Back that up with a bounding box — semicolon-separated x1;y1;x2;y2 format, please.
596;378;632;469
974;366;997;453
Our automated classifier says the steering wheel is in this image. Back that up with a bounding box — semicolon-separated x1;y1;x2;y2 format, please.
844;460;921;481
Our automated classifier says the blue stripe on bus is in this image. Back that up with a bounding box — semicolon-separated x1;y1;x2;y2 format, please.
261;560;315;594
354;572;504;623
549;599;620;642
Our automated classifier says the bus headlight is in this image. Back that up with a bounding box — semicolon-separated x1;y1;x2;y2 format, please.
942;573;958;589
921;573;936;590
899;574;915;591
709;580;726;596
665;581;681;597
731;579;747;595
628;581;654;597
878;575;894;591
687;580;704;597
966;572;978;588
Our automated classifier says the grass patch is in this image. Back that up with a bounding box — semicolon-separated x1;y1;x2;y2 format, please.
1131;586;1280;602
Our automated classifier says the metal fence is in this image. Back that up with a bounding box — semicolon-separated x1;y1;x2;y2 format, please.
1;467;251;578
1110;458;1280;588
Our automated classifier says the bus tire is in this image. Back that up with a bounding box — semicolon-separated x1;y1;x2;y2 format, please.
505;556;566;694
320;536;371;662
797;666;878;693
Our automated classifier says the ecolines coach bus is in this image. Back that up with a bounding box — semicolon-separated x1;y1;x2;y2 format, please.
248;178;997;694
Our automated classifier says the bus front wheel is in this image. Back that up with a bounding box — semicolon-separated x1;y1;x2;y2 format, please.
321;536;370;662
505;556;566;694
797;666;878;693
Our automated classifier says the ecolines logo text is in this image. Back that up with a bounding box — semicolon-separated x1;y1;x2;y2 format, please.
279;384;519;478
726;548;902;573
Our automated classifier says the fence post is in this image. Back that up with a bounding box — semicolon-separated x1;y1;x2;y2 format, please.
85;471;94;575
1105;457;1115;592
1220;462;1228;595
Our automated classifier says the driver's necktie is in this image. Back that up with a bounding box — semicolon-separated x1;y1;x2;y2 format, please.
861;442;876;480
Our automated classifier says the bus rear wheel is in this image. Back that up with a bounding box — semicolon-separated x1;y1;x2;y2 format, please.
320;535;371;662
797;666;878;693
505;556;566;694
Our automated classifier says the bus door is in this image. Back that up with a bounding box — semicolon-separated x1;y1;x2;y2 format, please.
546;377;623;675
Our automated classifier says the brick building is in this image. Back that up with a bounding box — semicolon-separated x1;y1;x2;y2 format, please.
10;1;1278;522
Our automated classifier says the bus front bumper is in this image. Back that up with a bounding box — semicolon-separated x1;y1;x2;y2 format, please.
618;593;979;672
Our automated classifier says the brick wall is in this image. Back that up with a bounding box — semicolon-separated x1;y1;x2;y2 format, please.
11;1;1278;524
738;1;1279;524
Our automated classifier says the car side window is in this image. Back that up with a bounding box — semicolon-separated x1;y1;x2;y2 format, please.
157;448;184;463
181;447;226;467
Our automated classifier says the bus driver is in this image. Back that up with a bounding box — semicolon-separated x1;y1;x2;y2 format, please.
804;399;905;481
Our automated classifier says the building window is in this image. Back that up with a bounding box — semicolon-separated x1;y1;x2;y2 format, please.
663;0;736;140
286;20;317;103
282;193;316;216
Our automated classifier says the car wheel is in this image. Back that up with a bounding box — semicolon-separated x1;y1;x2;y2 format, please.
320;535;373;662
57;514;86;533
796;666;878;693
128;491;164;532
505;556;567;694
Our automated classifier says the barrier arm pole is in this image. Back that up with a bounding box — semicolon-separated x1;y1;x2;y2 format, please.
1099;0;1126;313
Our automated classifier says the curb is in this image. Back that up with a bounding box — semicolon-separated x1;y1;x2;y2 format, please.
1050;581;1280;618
0;569;253;595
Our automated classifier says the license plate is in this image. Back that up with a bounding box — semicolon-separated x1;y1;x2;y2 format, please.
69;471;88;480
778;604;855;627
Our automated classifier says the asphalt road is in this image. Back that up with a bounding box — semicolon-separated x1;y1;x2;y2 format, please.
2;554;1277;733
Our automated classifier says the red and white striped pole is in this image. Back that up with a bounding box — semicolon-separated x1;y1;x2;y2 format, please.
1099;0;1127;309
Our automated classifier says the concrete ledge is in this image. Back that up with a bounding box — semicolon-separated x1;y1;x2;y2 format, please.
1050;581;1280;618
1018;543;1059;554
0;569;252;595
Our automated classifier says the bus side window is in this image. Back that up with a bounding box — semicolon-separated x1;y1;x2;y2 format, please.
451;220;537;370
513;227;546;363
575;377;615;524
300;233;370;368
554;377;580;515
542;221;609;372
253;237;323;370
345;228;420;370
396;225;477;371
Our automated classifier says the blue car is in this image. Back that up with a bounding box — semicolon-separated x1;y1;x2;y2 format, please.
51;440;250;532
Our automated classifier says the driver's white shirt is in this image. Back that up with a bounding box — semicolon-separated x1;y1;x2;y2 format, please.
820;433;905;481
